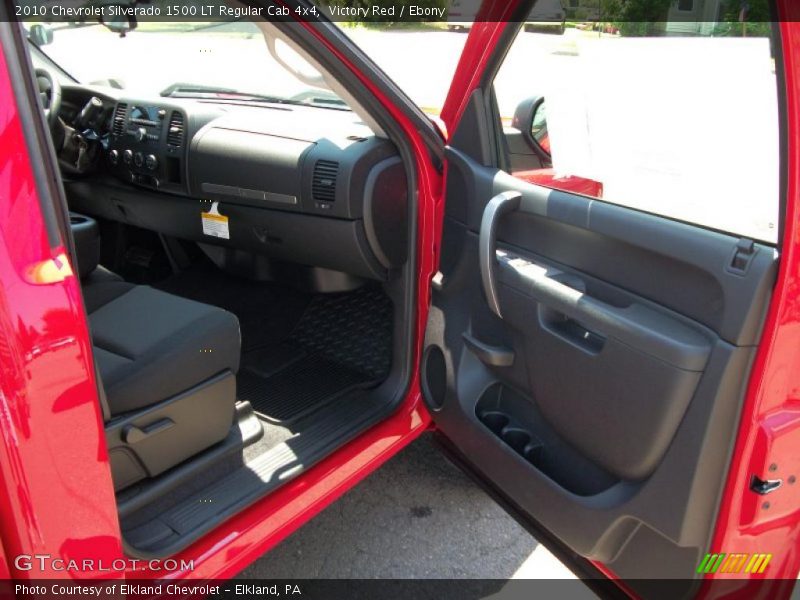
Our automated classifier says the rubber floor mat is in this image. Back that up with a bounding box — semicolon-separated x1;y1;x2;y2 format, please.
289;285;393;380
238;285;393;423
238;350;376;423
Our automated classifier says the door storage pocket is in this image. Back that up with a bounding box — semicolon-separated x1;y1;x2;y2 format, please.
476;383;618;497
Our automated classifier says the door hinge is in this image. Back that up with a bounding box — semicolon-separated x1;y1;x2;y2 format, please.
750;475;782;495
727;238;757;275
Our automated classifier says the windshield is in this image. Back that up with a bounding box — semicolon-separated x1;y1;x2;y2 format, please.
27;20;345;107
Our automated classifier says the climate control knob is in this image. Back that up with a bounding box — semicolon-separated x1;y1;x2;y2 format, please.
122;149;133;165
145;154;158;171
133;152;144;168
108;149;119;165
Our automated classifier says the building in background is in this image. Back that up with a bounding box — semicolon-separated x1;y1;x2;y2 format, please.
563;0;600;21
665;0;723;35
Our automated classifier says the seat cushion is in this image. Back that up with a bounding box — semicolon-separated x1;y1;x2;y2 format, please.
88;284;241;416
82;267;133;313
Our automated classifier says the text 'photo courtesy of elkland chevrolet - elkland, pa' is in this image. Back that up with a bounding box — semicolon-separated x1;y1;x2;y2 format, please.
0;1;799;599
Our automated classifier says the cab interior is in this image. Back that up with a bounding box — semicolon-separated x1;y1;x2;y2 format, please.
26;16;419;557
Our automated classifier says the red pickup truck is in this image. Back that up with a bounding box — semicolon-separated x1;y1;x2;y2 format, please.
1;0;799;596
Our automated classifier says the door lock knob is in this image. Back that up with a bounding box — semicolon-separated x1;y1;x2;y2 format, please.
750;475;782;495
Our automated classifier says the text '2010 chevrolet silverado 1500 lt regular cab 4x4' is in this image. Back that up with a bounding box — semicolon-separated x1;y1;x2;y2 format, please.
1;1;800;597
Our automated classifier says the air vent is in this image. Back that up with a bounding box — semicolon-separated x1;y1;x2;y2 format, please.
112;103;128;136
167;111;184;146
311;160;339;203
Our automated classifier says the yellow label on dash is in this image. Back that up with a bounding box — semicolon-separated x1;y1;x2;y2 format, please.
202;213;227;222
201;202;230;239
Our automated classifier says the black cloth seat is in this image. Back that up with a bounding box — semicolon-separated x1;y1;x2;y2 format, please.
83;270;241;417
69;214;241;490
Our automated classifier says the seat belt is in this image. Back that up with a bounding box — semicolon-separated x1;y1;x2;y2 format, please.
94;362;111;422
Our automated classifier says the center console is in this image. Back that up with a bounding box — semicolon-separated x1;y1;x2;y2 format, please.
69;212;100;278
106;102;188;194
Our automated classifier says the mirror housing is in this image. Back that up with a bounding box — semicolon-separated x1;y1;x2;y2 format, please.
512;96;550;158
28;24;53;46
512;96;544;134
101;9;137;36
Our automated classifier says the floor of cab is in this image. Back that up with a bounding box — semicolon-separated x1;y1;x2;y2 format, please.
154;259;392;423
117;258;396;557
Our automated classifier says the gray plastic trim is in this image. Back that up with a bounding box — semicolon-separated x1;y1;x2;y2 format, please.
463;333;515;367
362;156;404;269
122;389;401;559
200;183;298;206
116;401;264;518
479;190;522;318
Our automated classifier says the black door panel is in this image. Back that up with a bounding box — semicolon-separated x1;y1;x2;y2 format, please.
424;145;777;581
446;147;776;346
495;250;708;482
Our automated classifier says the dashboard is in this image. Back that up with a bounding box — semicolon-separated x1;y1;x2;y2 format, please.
61;86;409;282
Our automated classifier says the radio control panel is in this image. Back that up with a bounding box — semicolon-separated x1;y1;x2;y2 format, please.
107;102;187;194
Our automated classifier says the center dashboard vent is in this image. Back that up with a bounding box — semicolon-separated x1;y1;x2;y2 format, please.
167;111;185;146
112;103;128;136
311;160;339;203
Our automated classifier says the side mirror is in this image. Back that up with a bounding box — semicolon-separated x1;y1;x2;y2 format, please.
28;24;53;46
101;10;137;36
512;96;550;157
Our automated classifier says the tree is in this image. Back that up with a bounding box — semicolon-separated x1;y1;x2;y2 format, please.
599;0;674;36
718;0;773;37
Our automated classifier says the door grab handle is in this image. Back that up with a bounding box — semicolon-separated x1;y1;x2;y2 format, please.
480;191;522;318
463;333;515;367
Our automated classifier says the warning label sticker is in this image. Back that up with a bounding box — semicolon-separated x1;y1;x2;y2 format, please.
201;202;229;239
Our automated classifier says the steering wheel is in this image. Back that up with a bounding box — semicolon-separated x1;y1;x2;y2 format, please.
34;67;61;131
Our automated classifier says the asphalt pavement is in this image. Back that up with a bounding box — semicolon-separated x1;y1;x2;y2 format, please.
239;433;577;580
